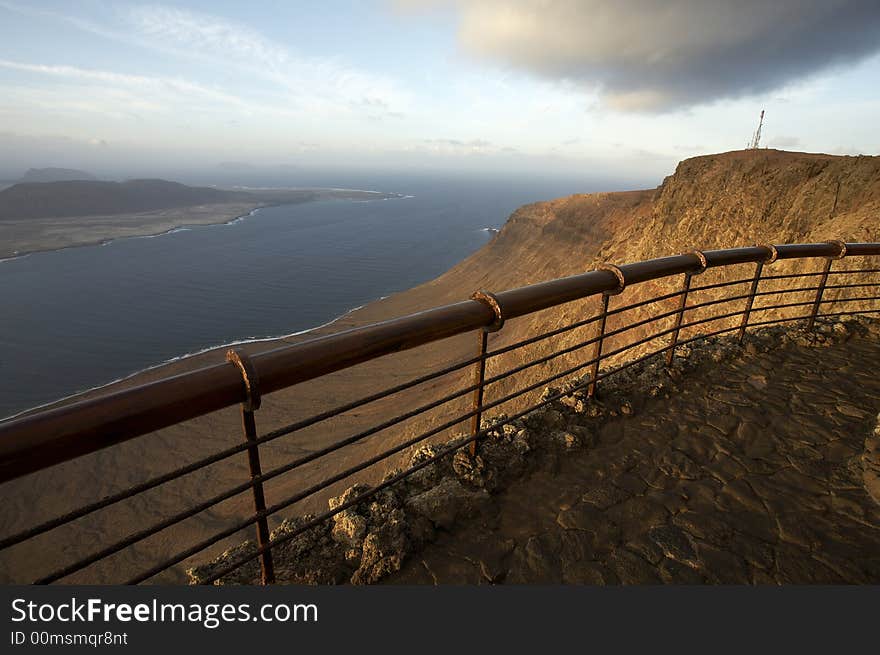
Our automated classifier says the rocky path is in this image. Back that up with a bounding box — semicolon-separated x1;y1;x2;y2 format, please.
387;331;880;584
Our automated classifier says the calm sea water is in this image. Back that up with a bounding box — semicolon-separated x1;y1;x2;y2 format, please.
0;172;631;419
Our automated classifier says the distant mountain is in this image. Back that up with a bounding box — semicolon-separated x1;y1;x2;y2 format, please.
18;168;98;183
0;179;251;220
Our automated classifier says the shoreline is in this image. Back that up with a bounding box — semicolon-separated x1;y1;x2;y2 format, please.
0;292;396;423
0;206;265;263
1;222;502;422
0;188;420;420
0;188;405;260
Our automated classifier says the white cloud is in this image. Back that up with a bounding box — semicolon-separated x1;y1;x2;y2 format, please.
125;5;291;71
0;59;245;109
0;1;412;119
120;4;411;117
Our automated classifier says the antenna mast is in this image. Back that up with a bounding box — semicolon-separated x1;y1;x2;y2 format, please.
748;109;764;149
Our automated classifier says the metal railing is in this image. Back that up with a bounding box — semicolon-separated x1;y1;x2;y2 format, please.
0;240;878;584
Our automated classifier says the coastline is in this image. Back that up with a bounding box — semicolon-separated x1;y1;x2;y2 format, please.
0;202;267;260
0;188;402;260
0;193;527;582
0;293;389;422
1;190;428;419
0;206;265;263
2;222;500;421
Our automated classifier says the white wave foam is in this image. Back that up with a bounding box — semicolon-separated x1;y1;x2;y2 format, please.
0;296;377;422
0;208;265;264
0;193;413;264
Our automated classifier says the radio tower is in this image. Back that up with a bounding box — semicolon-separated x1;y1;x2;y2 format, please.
748;109;764;149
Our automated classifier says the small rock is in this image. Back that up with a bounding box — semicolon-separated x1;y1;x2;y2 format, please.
555;431;580;449
405;477;489;529
540;387;561;402
352;515;409;585
328;483;371;512
453;450;491;488
331;510;367;549
746;374;768;390
585;402;605;418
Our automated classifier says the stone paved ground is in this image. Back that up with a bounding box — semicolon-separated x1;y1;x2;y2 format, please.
386;334;880;584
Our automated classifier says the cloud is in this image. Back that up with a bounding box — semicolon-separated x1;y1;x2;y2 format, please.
0;2;411;119
0;59;243;106
0;1;121;41
413;0;880;111
121;5;410;116
125;5;291;71
0;58;254;122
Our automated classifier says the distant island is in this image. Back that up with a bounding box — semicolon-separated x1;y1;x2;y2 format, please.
0;178;399;258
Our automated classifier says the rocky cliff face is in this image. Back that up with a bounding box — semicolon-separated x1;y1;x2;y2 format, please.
611;149;880;264
457;149;879;287
432;149;878;372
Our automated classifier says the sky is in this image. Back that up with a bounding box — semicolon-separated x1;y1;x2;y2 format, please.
1;0;879;184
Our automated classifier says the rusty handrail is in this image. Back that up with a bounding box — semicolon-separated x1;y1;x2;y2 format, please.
0;241;878;484
1;239;879;585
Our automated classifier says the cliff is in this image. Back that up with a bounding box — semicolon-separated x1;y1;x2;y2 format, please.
417;149;880;403
439;149;879;294
3;149;879;585
189;149;880;585
607;149;880;263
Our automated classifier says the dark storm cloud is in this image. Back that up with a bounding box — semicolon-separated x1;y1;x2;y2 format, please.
430;0;880;111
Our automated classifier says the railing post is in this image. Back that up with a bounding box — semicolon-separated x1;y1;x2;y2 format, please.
587;293;610;398
667;250;707;366
666;273;692;366
737;262;763;342
738;245;776;343
226;349;275;585
469;291;504;456
588;265;626;398
807;241;846;331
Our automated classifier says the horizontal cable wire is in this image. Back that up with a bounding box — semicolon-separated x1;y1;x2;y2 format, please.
125;295;879;584
2;287;697;553
194;306;880;584
0;349;487;552
36;287;878;582
34;276;780;574
10;266;879;553
16;252;879;582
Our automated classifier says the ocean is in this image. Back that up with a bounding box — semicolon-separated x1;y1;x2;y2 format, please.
0;172;633;419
